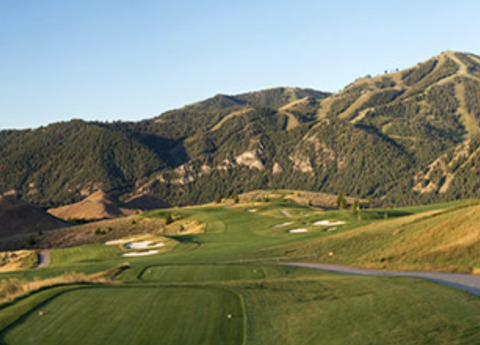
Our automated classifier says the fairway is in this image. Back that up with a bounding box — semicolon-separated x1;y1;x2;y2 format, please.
141;264;266;282
1;287;244;345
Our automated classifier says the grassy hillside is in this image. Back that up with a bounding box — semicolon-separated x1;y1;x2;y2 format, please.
250;200;480;273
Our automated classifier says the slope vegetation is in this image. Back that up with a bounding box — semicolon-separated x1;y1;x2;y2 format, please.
261;201;480;273
2;53;480;207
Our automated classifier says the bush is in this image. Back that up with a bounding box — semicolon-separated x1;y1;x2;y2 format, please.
95;228;106;235
233;193;239;204
165;213;174;225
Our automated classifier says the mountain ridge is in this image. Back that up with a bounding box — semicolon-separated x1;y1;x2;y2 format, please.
2;52;480;207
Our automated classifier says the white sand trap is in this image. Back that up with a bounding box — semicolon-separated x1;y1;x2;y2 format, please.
313;220;346;226
274;222;294;228
288;228;308;233
122;250;159;257
125;241;165;249
104;238;136;245
326;227;337;232
247;209;257;213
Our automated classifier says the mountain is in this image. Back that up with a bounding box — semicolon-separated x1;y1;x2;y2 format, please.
2;52;480;207
0;196;69;239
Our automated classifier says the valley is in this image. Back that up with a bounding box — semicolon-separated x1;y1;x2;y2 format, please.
0;192;479;344
2;51;480;344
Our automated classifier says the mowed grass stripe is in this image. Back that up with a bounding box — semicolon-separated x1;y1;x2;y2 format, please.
140;264;266;282
2;287;244;345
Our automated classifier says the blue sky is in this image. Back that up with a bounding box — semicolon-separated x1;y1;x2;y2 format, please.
1;0;479;129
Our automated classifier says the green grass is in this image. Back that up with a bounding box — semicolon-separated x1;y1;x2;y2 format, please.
141;264;267;282
260;202;480;272
1;199;480;344
1;286;244;345
49;244;122;266
241;275;480;345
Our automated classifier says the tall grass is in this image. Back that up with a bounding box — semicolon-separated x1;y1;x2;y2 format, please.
0;263;129;306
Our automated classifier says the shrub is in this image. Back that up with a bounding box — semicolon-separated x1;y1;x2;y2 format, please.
233;193;239;204
95;228;106;235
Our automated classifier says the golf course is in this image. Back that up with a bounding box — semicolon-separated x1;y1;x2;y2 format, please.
1;192;480;344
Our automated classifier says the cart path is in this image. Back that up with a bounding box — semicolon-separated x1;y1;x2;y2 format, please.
284;262;480;297
281;209;292;218
36;250;51;268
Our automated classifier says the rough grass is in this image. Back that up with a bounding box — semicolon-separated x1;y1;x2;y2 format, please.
261;202;480;272
0;251;37;272
0;263;128;306
240;275;480;345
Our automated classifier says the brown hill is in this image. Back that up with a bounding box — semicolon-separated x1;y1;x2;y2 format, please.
48;190;133;221
124;194;171;211
0;196;69;239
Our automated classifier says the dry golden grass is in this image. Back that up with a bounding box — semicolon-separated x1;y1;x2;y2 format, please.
164;219;206;235
0;263;129;306
280;111;300;130
209;107;254;132
47;190;135;221
0;251;37;272
278;97;309;111
455;81;480;136
316;97;335;118
337;91;373;119
271;203;480;272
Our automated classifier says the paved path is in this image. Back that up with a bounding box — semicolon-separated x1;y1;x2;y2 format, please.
281;209;292;218
36;250;51;268
284;263;480;297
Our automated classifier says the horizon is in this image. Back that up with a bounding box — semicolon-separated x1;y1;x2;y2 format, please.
2;1;480;130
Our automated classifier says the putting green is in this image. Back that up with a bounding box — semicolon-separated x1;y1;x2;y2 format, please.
2;287;244;345
140;264;266;282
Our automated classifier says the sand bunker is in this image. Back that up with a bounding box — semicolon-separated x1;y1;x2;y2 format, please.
288;228;308;233
247;209;257;213
125;241;165;249
104;238;136;245
274;222;294;228
313;220;346;226
122;250;159;257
